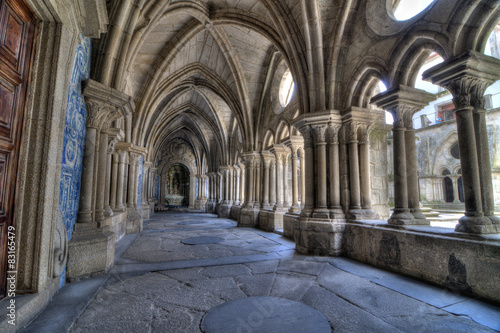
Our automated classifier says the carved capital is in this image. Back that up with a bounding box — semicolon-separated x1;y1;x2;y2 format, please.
107;137;119;154
327;124;341;144
311;124;328;144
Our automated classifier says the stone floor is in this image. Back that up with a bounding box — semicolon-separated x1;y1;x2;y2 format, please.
21;211;500;332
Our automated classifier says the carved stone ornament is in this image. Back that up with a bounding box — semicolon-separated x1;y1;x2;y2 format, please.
311;124;328;144
107;137;119;153
53;211;68;278
443;77;487;110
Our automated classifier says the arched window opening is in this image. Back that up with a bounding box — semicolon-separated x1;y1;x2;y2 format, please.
484;21;500;110
279;69;295;107
442;176;454;203
413;52;449;129
391;0;436;21
450;142;460;159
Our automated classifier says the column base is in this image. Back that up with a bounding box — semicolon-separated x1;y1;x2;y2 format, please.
288;205;302;214
410;208;429;222
218;204;232;218
455;215;500;234
329;208;346;220
283;213;300;239
388;210;416;225
259;210;285;231
104;206;114;217
312;208;330;219
127;210;143;234
67;222;115;281
141;203;151;219
295;218;346;256
238;207;260;227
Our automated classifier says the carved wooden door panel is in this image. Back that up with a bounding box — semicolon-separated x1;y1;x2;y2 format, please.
0;0;35;298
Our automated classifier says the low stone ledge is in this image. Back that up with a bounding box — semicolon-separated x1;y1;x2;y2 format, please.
343;222;500;304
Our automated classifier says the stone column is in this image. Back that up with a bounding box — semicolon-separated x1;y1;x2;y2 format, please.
77;125;98;223
244;155;255;207
292;110;344;256
423;52;500;233
110;151;119;210
296;126;315;218
283;154;290;208
234;167;240;205
254;158;261;208
372;86;434;225
275;153;284;209
358;124;378;219
239;164;245;204
104;138;117;217
127;153;137;209
115;151;128;211
283;136;304;211
262;152;274;209
269;159;276;207
327;125;344;218
311;125;329;218
452;176;460;203
346;123;363;219
94;130;109;222
272;145;289;210
299;147;306;208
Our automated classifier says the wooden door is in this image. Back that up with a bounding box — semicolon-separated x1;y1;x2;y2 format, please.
0;0;35;298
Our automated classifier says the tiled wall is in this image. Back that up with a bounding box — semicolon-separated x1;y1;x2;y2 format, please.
58;35;91;286
137;156;144;207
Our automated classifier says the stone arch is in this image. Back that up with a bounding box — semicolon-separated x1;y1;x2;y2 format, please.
345;59;388;110
432;132;459;176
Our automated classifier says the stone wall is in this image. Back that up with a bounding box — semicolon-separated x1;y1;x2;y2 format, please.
370;126;391;219
343;222;500;304
58;35;92;287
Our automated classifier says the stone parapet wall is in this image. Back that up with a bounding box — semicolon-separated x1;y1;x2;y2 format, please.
343;222;500;304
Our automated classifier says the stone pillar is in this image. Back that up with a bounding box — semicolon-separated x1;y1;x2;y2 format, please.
423;52;500;233
189;174;196;209
262;152;274;209
254;159;261;208
104;138;117;216
327;125;344;218
127;153;137;209
110;152;119;210
234;167;240;205
299;147;306;208
272;145;290;211
77;124;98;223
297;126;315;218
239;152;260;227
311;125;329;218
403;114;426;220
372;86;435;225
293;110;345;256
240;165;245;204
283;136;304;213
347;123;363;219
358;124;378;219
269;159;276;207
283;154;290;208
94;130;109;222
452;177;461;203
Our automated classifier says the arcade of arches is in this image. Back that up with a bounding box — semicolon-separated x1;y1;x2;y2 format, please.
1;0;500;329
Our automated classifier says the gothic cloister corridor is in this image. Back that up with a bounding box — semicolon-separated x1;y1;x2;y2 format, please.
17;211;500;332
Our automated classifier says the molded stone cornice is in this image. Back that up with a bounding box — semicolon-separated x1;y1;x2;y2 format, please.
261;151;275;164
83;79;134;116
292;110;342;129
76;0;108;38
422;51;500;92
104;127;125;141
370;86;435;116
115;142;148;156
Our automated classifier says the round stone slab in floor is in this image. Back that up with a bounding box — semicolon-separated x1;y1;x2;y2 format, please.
201;296;331;333
181;236;224;245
